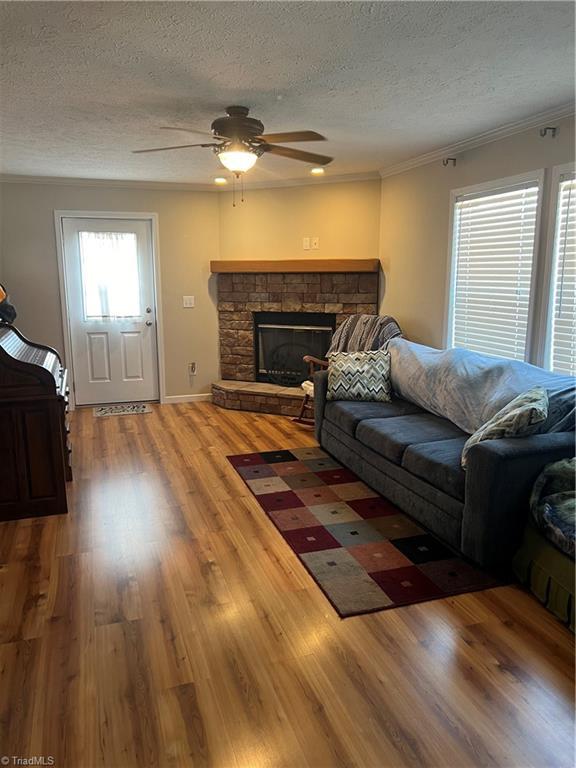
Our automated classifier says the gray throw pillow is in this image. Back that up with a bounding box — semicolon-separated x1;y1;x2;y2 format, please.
461;386;549;469
327;350;391;402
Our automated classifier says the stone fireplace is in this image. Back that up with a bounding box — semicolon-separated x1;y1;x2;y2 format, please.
210;259;379;415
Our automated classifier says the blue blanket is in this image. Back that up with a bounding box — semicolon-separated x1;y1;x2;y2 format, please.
388;339;576;435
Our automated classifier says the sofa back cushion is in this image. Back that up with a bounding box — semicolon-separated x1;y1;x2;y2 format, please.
388;339;575;435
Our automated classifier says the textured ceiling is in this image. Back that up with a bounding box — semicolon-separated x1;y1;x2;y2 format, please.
0;1;574;184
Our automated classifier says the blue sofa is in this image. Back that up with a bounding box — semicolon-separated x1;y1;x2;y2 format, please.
314;346;575;572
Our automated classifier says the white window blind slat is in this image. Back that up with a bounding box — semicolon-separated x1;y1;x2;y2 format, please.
549;176;576;375
450;183;539;361
457;207;538;220
458;206;538;219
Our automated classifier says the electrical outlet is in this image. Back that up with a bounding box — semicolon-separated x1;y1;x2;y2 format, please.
311;237;320;250
189;362;197;376
302;237;310;250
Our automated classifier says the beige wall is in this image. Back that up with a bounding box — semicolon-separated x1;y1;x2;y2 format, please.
0;183;221;397
2;122;573;400
218;179;381;260
0;178;381;397
379;116;575;347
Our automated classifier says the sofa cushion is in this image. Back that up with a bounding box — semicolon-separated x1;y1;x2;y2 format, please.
322;418;464;523
402;438;468;501
324;398;424;437
356;414;467;465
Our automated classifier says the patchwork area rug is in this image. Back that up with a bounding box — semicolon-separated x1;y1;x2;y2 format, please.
93;403;152;417
228;447;498;617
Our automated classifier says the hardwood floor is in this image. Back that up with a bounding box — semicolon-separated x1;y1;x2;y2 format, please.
0;403;573;768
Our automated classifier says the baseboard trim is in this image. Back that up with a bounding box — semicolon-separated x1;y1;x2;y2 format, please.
162;394;213;404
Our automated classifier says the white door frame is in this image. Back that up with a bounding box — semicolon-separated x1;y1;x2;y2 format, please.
54;210;166;409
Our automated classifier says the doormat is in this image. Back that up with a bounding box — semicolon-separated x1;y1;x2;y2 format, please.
93;403;153;417
228;447;500;617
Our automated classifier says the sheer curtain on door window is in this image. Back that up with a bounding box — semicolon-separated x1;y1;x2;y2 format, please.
79;231;141;319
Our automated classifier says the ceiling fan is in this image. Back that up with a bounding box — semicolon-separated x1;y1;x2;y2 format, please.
133;105;333;174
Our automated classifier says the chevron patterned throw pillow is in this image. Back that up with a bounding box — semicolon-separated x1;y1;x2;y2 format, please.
327;350;392;402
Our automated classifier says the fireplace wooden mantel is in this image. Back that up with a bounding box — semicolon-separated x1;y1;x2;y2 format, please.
210;259;379;274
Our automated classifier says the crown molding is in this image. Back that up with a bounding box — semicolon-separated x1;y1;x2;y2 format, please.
379;103;575;179
222;171;381;190
0;170;380;192
0;174;216;192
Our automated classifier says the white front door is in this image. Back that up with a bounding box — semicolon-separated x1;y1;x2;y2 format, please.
62;217;159;405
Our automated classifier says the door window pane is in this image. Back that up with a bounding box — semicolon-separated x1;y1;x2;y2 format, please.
79;231;141;319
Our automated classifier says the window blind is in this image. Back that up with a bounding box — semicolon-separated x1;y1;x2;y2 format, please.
450;182;539;360
549;174;576;375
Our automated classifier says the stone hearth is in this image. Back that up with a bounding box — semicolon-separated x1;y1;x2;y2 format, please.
212;380;305;417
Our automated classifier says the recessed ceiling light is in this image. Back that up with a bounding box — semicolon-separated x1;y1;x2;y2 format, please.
310;167;325;176
214;177;228;185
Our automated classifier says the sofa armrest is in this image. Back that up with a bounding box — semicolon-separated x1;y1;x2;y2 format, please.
313;370;329;443
462;431;575;571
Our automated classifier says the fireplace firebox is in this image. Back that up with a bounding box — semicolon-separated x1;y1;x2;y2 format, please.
254;311;336;386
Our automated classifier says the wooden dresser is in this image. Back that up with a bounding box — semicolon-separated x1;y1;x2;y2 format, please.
0;322;71;521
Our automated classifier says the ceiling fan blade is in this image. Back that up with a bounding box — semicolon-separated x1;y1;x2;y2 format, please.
160;125;225;139
132;143;217;154
263;144;333;165
259;131;326;143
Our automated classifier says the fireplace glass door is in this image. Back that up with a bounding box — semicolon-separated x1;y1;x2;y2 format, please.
255;312;336;386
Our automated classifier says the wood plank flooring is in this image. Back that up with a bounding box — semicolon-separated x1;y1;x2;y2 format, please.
0;403;573;768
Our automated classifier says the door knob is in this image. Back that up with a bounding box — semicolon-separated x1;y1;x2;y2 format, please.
145;320;153;326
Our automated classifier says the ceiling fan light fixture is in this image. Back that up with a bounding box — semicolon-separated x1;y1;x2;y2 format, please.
214;177;228;185
216;143;258;174
310;167;325;176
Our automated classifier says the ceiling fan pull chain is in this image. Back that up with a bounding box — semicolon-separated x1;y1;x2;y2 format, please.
232;174;236;208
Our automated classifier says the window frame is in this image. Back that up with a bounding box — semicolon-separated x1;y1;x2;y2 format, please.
534;162;576;371
443;169;545;362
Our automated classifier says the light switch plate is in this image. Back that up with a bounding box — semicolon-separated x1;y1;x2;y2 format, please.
183;295;195;308
311;237;320;250
302;237;310;250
